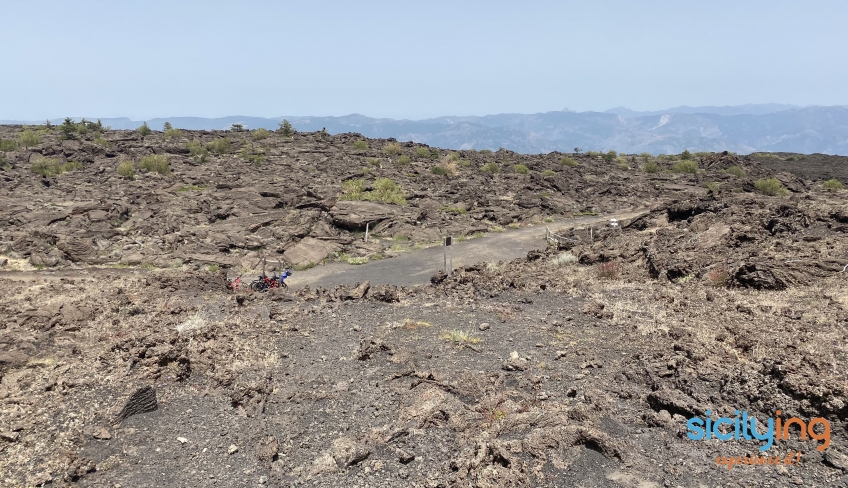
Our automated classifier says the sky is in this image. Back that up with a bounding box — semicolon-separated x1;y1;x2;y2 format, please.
1;0;847;120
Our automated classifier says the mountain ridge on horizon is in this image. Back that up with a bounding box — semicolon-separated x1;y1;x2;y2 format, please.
3;103;848;155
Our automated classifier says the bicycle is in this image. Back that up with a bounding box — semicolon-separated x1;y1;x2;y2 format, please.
249;269;292;292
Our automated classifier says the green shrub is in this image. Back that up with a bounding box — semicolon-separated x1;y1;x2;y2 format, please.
693;151;712;158
277;119;295;137
340;179;365;200
705;182;722;193
383;142;403;155
644;162;660;173
59;117;77;140
448;152;460;161
725;166;746;177
617;161;629;170
230;123;245;132
480;149;492;154
430;166;449;176
602;150;617;163
754;177;788;196
137;122;152;138
354;140;368;150
441;206;467;214
117;161;136;179
241;148;265;165
75;121;89;136
208;138;232;154
542;169;556;178
163;128;182;139
251;128;270;141
138;154;171;175
680;149;691;160
163;122;173;130
368;158;382;167
639;152;652;159
514;164;529;174
414;147;430;158
0;139;18;151
481;162;500;174
31;158;82;177
186;140;209;162
559;156;578;167
397;155;411;165
365;177;406;205
18;130;41;149
823;179;844;192
671;160;698;174
93;136;111;147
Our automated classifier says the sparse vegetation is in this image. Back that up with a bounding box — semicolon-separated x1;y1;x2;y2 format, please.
397;155;411;165
439;330;482;348
251;128;270;141
0;139;18;151
552;252;577;267
559;156;578;167
277;120;295;137
353;140;368;150
137;122;152;138
138;154;171;175
823;179;843;192
481;162;500;174
725;166;746;177
116;161;136;179
230;123;245;132
93;136;111;148
415;147;430;158
383;142;403;155
671;160;698;174
365;177;406;205
755;177;788;196
340;179;365;200
542;169;556;178
18;129;41;149
208;138;232;154
163;127;182;139
163;122;173;131
514;164;529;174
705;182;722;193
432;156;458;176
644;161;660;173
31;158;83;177
596;262;622;279
186;140;209;162
602;150;617;163
680;149;692;160
59;117;77;140
241;147;266;165
441;206;467;214
617;161;629;170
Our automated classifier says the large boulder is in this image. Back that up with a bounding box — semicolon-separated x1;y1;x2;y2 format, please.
329;201;399;230
284;237;341;266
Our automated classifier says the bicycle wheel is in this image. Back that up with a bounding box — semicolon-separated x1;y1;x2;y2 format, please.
250;280;265;292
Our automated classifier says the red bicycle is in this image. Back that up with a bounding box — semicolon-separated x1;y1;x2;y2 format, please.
249;269;291;292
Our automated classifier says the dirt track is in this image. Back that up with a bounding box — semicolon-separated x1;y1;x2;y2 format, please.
290;210;649;289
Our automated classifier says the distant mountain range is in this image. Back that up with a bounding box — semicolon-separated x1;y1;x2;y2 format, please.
4;104;848;155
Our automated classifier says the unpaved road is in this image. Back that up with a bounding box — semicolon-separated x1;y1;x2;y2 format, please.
289;209;648;289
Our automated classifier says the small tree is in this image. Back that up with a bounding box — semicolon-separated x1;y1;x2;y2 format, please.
44;119;53;130
277;119;294;137
163;121;173;131
137;122;152;138
680;149;692;160
230;123;245;132
573;147;582;154
59;117;77;140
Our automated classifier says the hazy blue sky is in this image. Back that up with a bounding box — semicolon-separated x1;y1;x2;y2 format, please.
2;0;847;120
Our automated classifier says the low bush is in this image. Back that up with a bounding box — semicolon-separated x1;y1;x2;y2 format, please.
397;155;411;165
754;177;788;196
139;154;171;175
277;120;295;137
364;177;406;205
559;156;578;167
644;161;660;173
186;140;209;162
0;139;18;151
680;149;692;160
251;128;270;141
671;160;698;174
18;130;41;148
383;142;403;155
414;147;430;158
823;179;843;192
725;166;746;177
340;179;365;200
705;182;722;193
368;158;382;167
31;158;82;177
208;138;232;154
353;140;368;150
602;150;617;163
431;166;448;176
432;156;458;176
514;164;529;174
542;169;556;178
481;162;500;174
117;161;136;179
552;252;577;267
241;148;265;165
617;161;629;170
596;262;622;279
93;136;111;147
163;127;182;139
